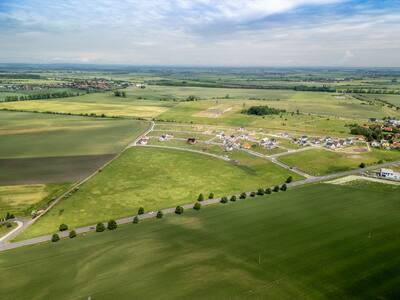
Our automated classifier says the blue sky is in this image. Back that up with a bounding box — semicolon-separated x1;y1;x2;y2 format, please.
0;0;399;66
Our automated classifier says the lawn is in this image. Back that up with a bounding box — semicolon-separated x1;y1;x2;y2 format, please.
0;183;69;217
279;148;400;176
17;147;300;239
1;182;400;299
0;110;148;158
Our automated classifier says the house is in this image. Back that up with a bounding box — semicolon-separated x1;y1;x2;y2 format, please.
138;136;149;145
242;143;251;149
371;141;380;148
380;140;390;148
187;138;196;144
379;168;400;180
281;132;289;138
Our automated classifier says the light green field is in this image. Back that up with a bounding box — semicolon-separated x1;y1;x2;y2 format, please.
0;183;69;217
18;147;300;240
2;182;400;299
0;111;148;158
0;99;170;118
279;148;400;176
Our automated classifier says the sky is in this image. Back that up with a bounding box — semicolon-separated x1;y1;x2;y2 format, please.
0;0;399;67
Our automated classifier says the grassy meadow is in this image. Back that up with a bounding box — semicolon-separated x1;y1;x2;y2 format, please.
0;183;69;217
17;147;300;239
279;148;400;176
1;182;400;299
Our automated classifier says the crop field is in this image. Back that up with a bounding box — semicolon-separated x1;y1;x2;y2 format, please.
0;154;114;185
0;183;69;217
0;111;148;158
279;148;400;176
17;147;300;240
1;182;400;299
0;99;171;118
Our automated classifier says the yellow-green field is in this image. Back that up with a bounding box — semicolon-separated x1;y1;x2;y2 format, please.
279;148;400;176
17;147;301;240
0;183;69;217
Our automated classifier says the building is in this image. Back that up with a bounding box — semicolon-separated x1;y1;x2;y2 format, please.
379;168;400;180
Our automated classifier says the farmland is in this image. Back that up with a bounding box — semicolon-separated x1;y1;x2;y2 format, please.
279;148;400;176
0;183;69;217
1;182;399;299
0;110;147;158
17;146;300;240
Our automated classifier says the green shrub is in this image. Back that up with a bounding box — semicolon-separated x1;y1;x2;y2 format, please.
156;210;163;218
280;184;287;191
51;233;60;242
208;193;214;199
220;196;228;203
359;162;366;168
193;202;201;210
138;207;145;215
230;195;237;202
133;216;139;224
59;223;68;231
286;176;293;183
239;192;247;199
257;188;265;196
273;185;280;192
96;223;105;232
175;206;184;214
197;193;204;201
250;192;256;197
265;188;272;194
69;230;77;238
107;220;117;230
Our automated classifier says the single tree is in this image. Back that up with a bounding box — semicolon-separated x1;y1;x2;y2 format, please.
107;220;118;230
359;162;366;168
51;233;60;242
96;222;105;232
208;193;214;199
198;193;204;202
286;176;293;183
133;216;139;224
156;210;163;219
220;196;228;203
69;230;77;238
175;206;184;214
193;202;201;210
250;191;256;197
280;184;287;191
257;188;265;196
265;188;272;194
273;185;280;192
239;192;247;199
230;195;237;202
59;223;68;231
138;207;145;215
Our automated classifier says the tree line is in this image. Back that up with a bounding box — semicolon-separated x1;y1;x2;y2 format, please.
4;91;80;102
242;105;286;116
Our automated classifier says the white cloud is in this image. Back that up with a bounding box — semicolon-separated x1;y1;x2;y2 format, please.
0;0;399;66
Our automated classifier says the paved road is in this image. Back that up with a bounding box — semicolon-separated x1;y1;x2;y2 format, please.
132;144;231;161
1;159;399;252
243;148;313;178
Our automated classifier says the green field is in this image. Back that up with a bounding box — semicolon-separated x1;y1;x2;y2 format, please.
279;148;400;176
0;222;17;237
0;155;114;185
0;111;148;158
1;182;400;299
17;147;300;240
0;183;69;217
